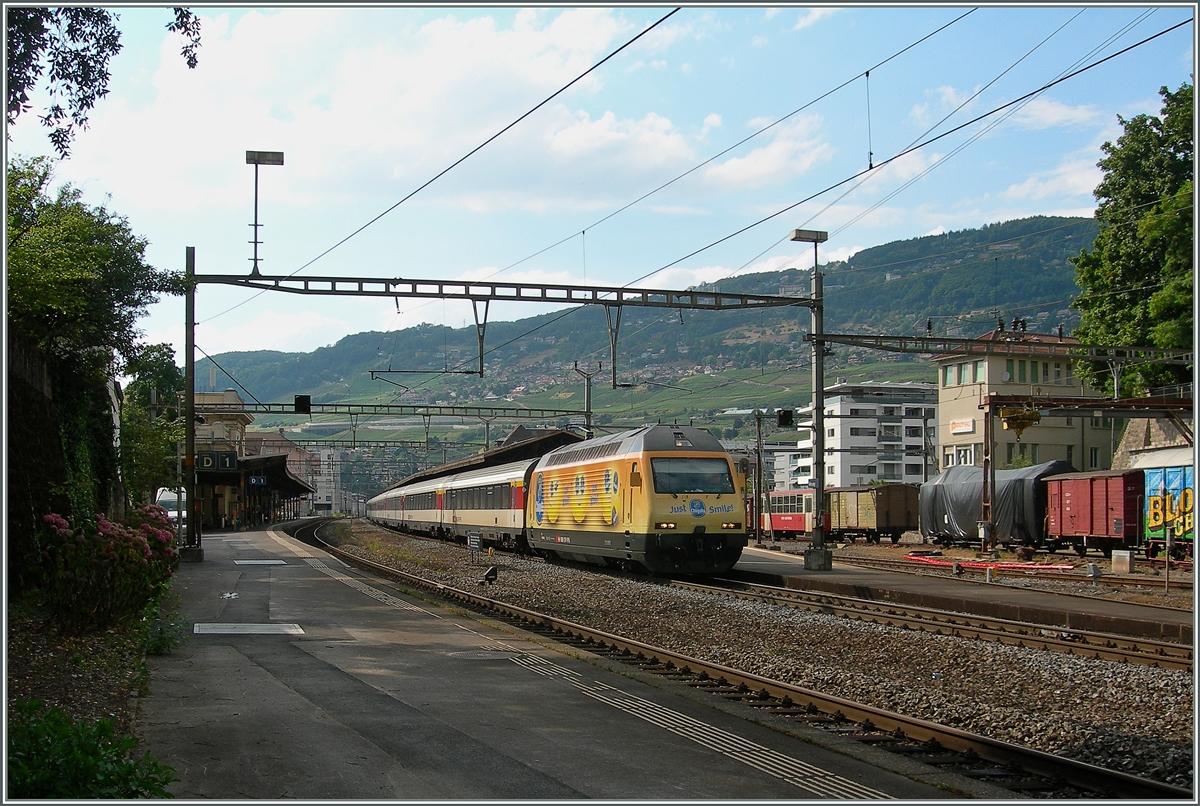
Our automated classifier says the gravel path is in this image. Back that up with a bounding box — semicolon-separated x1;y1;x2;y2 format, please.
342;522;1194;790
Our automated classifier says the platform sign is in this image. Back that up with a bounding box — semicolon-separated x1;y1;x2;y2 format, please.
197;451;238;471
248;475;267;486
467;531;481;551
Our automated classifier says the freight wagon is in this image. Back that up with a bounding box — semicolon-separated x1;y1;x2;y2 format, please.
1143;465;1194;559
762;484;919;543
970;464;1194;559
1044;470;1144;557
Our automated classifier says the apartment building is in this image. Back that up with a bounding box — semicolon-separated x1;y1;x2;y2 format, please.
933;330;1115;471
776;380;939;489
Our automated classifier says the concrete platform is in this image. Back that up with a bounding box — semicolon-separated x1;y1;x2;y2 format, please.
734;546;1194;644
136;528;972;800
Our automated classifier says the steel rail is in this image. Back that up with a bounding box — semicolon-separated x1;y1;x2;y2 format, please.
308;530;1191;800
835;554;1194;592
678;578;1192;671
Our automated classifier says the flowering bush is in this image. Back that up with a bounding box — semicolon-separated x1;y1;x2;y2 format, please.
36;505;180;635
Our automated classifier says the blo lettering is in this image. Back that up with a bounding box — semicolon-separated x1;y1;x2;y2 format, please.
1147;489;1195;535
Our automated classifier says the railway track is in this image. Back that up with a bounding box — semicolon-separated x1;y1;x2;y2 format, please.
300;521;1192;800
834;553;1195;592
675;577;1193;671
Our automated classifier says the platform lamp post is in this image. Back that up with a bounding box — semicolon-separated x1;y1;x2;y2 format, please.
791;228;832;572
180;246;204;561
246;150;284;277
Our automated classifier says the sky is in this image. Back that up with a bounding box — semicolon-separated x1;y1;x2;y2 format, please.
6;4;1195;365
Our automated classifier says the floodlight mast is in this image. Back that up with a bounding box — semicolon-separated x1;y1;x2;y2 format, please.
246;150;284;277
791;228;832;572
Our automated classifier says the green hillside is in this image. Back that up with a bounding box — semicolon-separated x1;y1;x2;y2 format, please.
197;215;1095;446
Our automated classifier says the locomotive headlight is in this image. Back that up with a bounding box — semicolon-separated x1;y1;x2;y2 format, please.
721;522;742;530
654;522;677;530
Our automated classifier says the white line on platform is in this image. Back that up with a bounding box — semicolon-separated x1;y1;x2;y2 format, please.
193;623;304;635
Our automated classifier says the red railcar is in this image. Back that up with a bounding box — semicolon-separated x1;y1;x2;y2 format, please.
1044;469;1144;557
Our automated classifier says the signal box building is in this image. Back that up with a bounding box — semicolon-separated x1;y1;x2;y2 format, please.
933;329;1115;472
778;380;939;489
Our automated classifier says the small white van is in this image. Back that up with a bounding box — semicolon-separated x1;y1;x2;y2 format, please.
154;488;187;527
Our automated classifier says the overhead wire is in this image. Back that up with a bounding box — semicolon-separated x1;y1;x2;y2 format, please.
361;7;980;332
363;10;983;386
622;17;1191;289
197;7;681;326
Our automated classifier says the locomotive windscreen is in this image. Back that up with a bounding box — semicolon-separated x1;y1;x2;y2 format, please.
650;457;735;495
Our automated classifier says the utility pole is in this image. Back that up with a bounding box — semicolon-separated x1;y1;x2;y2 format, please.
573;361;602;438
755;410;765;545
182;246;203;561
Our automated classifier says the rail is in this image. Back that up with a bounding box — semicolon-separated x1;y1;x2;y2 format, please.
304;523;1191;800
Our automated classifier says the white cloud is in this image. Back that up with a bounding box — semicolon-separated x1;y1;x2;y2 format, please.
907;85;980;128
1006;97;1102;130
194;309;355;355
700;113;722;138
48;7;656;219
752;36;769;48
923;226;946;237
763;8;781;21
823;245;865;262
631;264;741;290
1001;157;1101;201
793;8;838;31
703;116;832;190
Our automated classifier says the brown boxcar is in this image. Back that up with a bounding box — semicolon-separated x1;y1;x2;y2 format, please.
827;484;919;544
1044;469;1144;557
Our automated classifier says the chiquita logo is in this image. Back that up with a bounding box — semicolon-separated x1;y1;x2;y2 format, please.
689;499;706;518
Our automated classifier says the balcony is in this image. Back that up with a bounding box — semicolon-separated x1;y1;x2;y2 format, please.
877;434;902;443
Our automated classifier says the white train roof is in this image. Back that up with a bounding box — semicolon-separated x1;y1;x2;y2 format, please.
373;458;535;501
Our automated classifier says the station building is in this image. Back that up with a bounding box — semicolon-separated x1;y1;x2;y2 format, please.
192;389;315;528
932;330;1116;472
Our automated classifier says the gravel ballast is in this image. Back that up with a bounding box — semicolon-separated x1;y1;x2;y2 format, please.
341;522;1194;790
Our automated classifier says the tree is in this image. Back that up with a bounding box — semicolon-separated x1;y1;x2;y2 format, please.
7;155;186;371
1070;82;1193;395
7;155;185;519
120;344;186;504
6;7;201;158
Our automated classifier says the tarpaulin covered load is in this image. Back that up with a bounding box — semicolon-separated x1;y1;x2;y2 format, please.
919;460;1075;544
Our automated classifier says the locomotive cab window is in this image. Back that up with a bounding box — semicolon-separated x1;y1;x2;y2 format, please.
650;458;735;495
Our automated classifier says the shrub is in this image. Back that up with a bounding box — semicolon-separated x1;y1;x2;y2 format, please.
36;505;180;635
7;698;177;798
138;586;189;657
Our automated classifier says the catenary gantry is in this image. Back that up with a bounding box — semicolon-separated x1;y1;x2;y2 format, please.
199;273;814;386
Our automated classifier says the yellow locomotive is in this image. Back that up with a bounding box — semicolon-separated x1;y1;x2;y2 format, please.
366;425;748;575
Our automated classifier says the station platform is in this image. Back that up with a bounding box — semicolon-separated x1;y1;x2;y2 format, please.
733;545;1193;645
